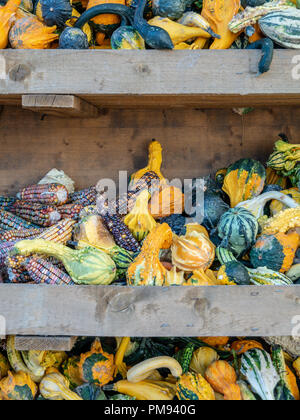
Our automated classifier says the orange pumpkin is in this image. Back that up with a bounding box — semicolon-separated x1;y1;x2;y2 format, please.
205;361;242;400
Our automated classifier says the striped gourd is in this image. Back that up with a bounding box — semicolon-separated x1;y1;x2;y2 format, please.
241;349;280;401
247;266;293;285
216;246;237;264
259;9;300;49
107;245;137;272
217;208;259;256
175;344;195;374
176;372;215;400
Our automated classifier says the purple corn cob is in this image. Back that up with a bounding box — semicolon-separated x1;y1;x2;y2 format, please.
69;187;97;207
0;227;42;242
24;257;74;285
101;214;141;253
58;203;83;220
11;201;61;227
17;183;69;205
0;209;38;231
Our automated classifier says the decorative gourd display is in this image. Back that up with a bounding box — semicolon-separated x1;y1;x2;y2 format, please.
40;372;82;400
127;356;182;383
176;372;215;400
247;266;293;285
87;0;125;35
205;360;242;400
272;346;299;400
231;340;264;355
0;0;21;49
189;347;219;376
241;349;281;400
236;190;299;219
130;140;166;186
36;0;72;27
250;231;299;273
13;239;117;285
0;371;38;400
127;223;172;286
59;27;89;48
79;339;115;387
222;159;266;207
124;190;156;241
270;188;300;216
262;207;300;234
171;224;215;272
111;25;145;48
267;138;300;174
62;356;84;389
9;15;59;48
165;266;185;285
149;185;185;219
152;0;192;20
201;0;241;49
217;208;259;256
105;379;176;400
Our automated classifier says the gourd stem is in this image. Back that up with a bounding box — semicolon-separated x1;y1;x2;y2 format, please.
74;5;134;29
15;239;75;262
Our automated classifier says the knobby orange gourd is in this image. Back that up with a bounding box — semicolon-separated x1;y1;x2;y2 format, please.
0;0;21;49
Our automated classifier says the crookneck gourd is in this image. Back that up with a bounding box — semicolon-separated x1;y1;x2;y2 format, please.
13;239;116;285
40;372;82;400
201;0;241;49
250;231;299;273
222;158;266;207
127;223;173;286
79;339;115;387
205;360;242;400
105;379;176;400
172;224;215;272
269;188;300;216
189;347;219;376
176;372;215;400
0;0;21;48
127;356;182;383
124;190;156;241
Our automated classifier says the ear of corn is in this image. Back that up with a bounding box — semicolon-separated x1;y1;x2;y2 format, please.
0;227;42;242
11;201;61;227
17;183;69;206
69;186;97;207
58;203;83;220
0;209;38;230
0;196;16;210
101;214;141;253
0;241;17;267
24;257;75;285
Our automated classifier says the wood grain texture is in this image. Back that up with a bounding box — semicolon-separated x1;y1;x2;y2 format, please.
0;106;298;194
15;336;77;351
0;50;299;107
22;95;99;118
0;285;300;337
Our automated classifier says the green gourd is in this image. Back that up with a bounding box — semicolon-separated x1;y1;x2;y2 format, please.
216;247;251;285
247;266;293;285
111;25;145;48
174;343;195;374
152;0;193;20
13;239;116;285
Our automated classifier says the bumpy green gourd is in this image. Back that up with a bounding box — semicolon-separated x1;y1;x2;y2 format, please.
13;239;116;285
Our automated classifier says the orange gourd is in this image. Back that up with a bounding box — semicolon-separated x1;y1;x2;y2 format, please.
9;16;58;49
205;360;242;400
149;185;185;219
198;337;229;347
231;340;263;355
87;0;125;35
201;0;241;49
0;0;21;49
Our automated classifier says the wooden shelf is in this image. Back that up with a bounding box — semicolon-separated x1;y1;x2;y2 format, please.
0;50;299;109
0;284;299;338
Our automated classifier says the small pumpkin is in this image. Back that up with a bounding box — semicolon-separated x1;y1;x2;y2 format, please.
9;15;58;48
87;0;125;35
172;224;215;272
149;185;185;219
176;372;215;400
0;0;21;48
250;231;299;273
36;0;72;27
205;360;242;400
0;371;37;400
217;261;250;285
127;223;173;286
190;347;219;376
59;27;89;49
124;190;156;241
222;158;266;207
79;339;115;387
231;340;264;355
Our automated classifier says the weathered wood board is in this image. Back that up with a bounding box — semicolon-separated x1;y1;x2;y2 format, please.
0;105;298;194
14;336;77;351
0;285;299;337
0;51;299;107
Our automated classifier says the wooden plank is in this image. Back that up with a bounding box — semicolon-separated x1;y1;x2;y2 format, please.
22;95;99;118
0;50;299;107
15;336;77;351
0;285;300;337
0;106;299;194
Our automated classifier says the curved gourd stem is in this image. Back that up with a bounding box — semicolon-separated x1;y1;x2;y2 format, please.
247;38;274;74
74;4;135;29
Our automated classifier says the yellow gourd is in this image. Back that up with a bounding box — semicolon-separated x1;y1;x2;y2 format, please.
270;188;300;216
127;357;182;383
202;0;241;49
40;372;82;400
165;266;186;286
0;0;21;49
184;268;219;285
148;16;211;45
114;337;130;379
0;371;37;400
108;379;176;400
190;347;219;376
149;185;185;219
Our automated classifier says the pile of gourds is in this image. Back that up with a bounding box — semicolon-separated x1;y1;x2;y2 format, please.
0;0;300;71
0;136;299;286
0;335;300;400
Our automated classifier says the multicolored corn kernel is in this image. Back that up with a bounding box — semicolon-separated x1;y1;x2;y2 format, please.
0;227;42;242
11;201;61;227
0;209;38;231
102;214;141;253
58;203;83;221
6;255;31;283
17;183;69;205
24;257;74;285
38;219;76;244
69;187;97;207
0;241;17;266
0;196;16;211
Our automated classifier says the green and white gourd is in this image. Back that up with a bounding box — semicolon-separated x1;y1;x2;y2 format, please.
247;266;293;285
